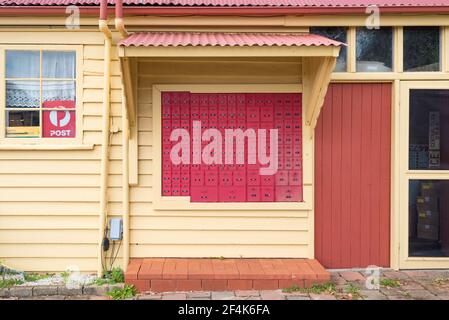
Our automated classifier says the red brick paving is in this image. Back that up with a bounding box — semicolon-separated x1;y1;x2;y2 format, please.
125;258;330;292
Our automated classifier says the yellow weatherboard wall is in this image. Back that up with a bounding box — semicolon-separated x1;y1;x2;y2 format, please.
0;21;312;272
0;29;124;271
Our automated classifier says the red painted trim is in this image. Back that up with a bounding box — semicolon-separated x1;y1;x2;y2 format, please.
0;6;449;16
116;0;124;19
99;0;108;20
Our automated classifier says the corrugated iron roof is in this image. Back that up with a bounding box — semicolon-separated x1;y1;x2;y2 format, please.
1;0;448;6
118;32;345;47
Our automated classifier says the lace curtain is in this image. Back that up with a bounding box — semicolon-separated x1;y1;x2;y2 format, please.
6;81;75;108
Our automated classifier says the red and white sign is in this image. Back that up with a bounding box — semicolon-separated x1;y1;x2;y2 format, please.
42;100;76;138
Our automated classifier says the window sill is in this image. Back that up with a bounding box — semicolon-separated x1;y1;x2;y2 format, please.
0;144;94;151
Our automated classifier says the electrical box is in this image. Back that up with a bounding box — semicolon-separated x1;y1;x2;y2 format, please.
109;218;123;241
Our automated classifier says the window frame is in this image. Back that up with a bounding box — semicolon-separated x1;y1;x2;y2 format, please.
402;26;442;73
332;26;449;79
152;84;312;211
399;81;449;269
0;45;83;145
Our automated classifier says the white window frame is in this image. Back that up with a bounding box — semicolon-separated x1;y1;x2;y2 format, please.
0;45;83;146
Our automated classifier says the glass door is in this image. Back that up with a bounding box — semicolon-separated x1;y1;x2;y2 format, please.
400;81;449;269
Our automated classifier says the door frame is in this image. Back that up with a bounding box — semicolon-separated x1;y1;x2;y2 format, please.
398;80;449;269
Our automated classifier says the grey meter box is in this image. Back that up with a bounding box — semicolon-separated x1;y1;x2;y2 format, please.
109;218;123;241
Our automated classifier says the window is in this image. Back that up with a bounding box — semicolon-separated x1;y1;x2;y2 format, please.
408;90;449;257
404;27;440;72
161;92;303;203
310;27;347;72
356;27;393;72
409;180;449;257
409;90;449;170
4;50;76;138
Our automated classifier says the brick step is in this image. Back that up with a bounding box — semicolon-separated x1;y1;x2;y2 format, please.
125;258;330;293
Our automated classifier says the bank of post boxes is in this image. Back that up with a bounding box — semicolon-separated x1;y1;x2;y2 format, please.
160;92;303;203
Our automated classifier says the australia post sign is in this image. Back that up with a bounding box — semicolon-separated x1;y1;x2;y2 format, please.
42;100;76;138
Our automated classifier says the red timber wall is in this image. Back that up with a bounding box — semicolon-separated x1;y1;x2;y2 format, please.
314;83;392;269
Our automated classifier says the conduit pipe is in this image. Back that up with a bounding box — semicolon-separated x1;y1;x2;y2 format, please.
115;0;129;38
116;0;131;270
98;0;112;277
121;94;130;271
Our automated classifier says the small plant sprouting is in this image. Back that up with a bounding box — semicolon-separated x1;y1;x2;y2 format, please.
282;282;336;295
24;273;53;282
433;277;449;286
110;267;125;283
380;278;401;288
95;267;125;285
0;278;24;289
106;284;136;300
60;271;70;283
345;283;362;300
282;284;302;293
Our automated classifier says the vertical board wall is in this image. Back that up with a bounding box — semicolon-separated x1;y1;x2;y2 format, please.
315;83;392;269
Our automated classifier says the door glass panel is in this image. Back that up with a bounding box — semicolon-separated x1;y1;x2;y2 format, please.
409;180;449;257
409;89;449;170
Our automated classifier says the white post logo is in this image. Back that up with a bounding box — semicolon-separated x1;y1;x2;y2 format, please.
49;110;71;128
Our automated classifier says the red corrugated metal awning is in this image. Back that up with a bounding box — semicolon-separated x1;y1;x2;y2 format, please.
118;32;345;47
